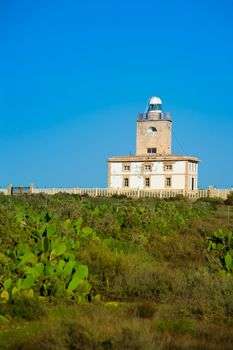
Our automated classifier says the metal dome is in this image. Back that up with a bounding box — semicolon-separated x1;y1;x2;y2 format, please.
149;96;162;105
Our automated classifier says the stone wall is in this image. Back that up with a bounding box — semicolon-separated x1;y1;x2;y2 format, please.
136;119;172;155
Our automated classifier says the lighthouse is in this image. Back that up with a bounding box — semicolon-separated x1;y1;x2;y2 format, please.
108;96;199;191
136;96;172;155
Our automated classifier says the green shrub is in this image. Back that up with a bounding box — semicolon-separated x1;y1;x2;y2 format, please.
1;295;46;321
111;194;127;199
135;301;156;319
224;191;233;206
0;193;233;340
206;228;233;273
174;194;186;201
196;196;225;209
154;318;195;335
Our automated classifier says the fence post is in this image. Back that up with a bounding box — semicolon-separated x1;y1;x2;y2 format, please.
29;183;34;195
7;184;13;196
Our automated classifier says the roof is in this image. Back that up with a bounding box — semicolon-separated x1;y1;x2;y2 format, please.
108;154;200;163
149;96;162;105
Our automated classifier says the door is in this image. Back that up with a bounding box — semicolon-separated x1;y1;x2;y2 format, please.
191;177;195;191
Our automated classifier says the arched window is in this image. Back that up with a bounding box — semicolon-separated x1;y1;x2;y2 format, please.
147;127;157;133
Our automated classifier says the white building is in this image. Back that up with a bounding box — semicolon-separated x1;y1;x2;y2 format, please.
108;96;199;191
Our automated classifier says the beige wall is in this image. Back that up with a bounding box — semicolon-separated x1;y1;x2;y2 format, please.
136;119;172;155
109;160;193;190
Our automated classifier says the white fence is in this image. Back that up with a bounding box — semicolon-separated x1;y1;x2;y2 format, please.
0;189;8;195
29;187;233;200
2;186;232;199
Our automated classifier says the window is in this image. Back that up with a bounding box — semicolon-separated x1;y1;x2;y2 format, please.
123;178;129;187
145;178;150;187
148;104;162;111
165;177;171;188
123;164;130;171
190;163;196;172
147;127;157;133
164;164;173;171
144;164;152;171
147;148;157;154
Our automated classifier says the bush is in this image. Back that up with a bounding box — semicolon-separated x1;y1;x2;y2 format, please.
9;311;158;350
154;318;195;335
8;304;233;350
135;301;156;319
0;194;233;350
111;194;127;199
1;295;47;321
224;191;233;206
196;197;225;209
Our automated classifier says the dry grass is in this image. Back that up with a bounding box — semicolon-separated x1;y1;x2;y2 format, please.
7;303;233;350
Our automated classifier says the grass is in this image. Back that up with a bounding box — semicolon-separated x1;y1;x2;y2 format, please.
1;303;233;350
0;194;233;349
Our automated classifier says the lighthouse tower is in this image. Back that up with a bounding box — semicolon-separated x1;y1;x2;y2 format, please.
107;95;199;191
136;96;172;155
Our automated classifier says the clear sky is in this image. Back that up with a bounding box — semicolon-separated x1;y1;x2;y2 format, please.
0;0;233;189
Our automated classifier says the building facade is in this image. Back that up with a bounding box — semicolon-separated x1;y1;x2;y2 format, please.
108;96;199;191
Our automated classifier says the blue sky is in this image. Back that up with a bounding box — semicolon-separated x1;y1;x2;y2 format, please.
0;0;233;188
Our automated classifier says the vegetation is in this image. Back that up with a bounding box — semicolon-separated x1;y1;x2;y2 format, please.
0;193;233;349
